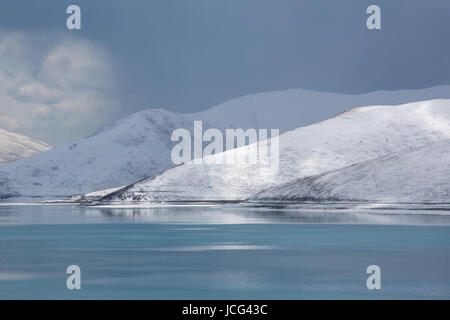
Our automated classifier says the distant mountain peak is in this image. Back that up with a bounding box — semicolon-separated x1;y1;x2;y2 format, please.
0;129;51;164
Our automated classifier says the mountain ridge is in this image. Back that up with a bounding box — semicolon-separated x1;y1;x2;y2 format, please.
0;129;51;164
99;99;450;203
2;86;450;199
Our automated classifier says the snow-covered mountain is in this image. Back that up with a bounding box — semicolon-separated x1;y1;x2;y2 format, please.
1;86;450;199
100;99;450;203
0;129;51;164
252;139;450;203
0;109;194;198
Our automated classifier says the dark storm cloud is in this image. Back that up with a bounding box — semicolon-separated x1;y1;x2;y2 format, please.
0;0;449;128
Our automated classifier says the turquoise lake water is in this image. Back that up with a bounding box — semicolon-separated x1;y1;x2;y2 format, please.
0;204;450;299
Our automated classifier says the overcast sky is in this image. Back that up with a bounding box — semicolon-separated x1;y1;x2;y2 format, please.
0;0;449;145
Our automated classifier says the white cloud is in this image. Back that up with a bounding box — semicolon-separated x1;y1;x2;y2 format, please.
0;31;120;146
39;39;115;90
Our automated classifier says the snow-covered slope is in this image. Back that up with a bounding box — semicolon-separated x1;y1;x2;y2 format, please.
101;99;450;203
0;129;51;164
1;86;450;199
0;109;194;197
252;139;450;203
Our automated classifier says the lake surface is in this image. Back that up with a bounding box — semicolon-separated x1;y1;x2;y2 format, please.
0;204;450;299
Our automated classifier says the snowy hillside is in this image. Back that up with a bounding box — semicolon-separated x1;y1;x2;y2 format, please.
0;109;194;198
252;139;450;203
0;129;51;164
101;99;450;203
1;86;450;199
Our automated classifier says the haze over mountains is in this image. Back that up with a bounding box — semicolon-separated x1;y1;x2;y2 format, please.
103;99;450;204
1;86;450;199
0;129;51;164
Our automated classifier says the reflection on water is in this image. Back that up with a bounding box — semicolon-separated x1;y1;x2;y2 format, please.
0;204;450;299
1;203;450;225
